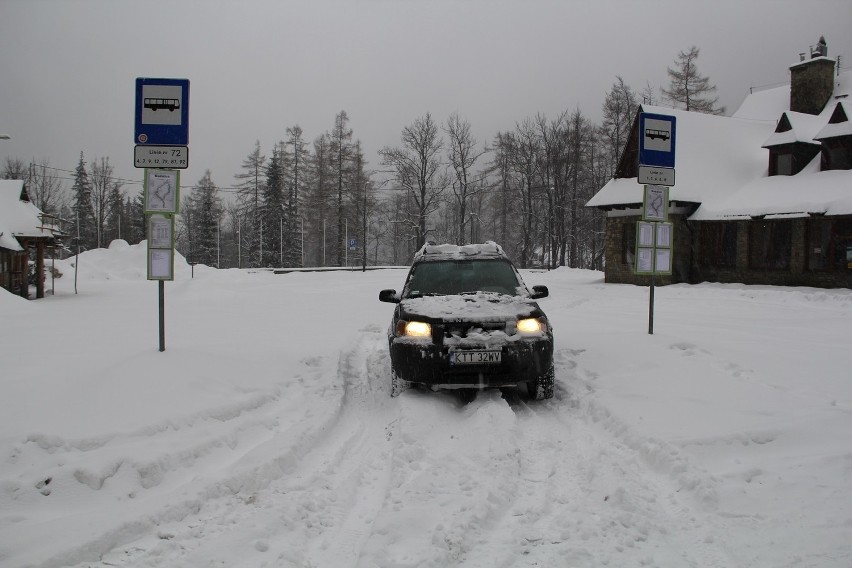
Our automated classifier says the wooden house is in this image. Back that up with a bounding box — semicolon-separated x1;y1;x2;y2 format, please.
587;37;852;288
0;179;65;298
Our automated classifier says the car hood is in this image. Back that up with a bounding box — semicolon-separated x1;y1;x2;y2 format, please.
399;293;541;323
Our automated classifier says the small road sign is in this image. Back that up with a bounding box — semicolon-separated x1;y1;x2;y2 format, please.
638;165;675;186
144;169;180;214
135;78;190;146
639;112;676;169
642;185;669;222
134;145;189;169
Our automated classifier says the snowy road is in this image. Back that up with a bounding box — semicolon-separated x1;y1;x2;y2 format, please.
2;242;851;567
83;330;730;568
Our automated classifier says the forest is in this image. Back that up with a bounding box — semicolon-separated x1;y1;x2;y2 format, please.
2;47;721;270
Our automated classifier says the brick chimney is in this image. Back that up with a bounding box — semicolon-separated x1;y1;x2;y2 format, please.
790;36;836;115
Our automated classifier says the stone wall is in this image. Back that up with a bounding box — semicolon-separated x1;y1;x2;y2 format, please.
604;216;852;289
789;57;835;116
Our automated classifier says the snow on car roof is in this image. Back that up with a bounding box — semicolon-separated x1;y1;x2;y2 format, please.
414;241;507;261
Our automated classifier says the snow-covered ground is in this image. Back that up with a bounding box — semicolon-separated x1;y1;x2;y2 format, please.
1;241;851;568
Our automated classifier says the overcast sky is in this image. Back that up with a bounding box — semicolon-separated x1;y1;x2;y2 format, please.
2;0;851;198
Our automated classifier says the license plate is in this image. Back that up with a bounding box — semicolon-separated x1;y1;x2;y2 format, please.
450;350;502;365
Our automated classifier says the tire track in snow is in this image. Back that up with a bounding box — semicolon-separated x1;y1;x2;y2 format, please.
87;328;397;568
54;354;349;568
301;328;397;567
477;351;737;568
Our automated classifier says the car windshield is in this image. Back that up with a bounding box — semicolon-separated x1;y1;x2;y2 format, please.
405;259;522;297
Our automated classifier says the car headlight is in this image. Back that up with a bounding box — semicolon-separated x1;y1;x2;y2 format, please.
517;317;546;335
397;320;432;338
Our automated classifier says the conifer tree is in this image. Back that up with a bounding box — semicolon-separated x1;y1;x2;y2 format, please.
329;111;353;266
105;182;124;244
191;170;223;266
284;126;309;267
234;141;265;267
71;152;96;251
662;46;724;114
306;133;332;266
261;145;286;266
129;189;146;244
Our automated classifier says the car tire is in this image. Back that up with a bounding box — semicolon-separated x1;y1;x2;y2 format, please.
529;366;554;400
390;369;409;398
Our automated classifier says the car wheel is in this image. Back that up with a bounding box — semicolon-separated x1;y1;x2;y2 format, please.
390;369;409;398
529;366;554;400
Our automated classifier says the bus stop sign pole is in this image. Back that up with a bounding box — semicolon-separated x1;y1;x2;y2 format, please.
159;281;165;352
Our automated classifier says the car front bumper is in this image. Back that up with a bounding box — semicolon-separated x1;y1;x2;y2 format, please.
389;336;553;388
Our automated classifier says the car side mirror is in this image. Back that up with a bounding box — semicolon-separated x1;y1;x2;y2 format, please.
530;285;549;299
379;289;401;303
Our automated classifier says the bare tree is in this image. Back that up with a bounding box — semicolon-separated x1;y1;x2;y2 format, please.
510;118;542;268
90;157;118;248
2;157;27;180
445;113;487;245
662;46;724;114
534;111;569;267
379;113;448;250
23;159;65;216
640;81;657;106
600;77;639;177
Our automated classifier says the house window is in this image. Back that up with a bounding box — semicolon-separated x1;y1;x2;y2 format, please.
622;221;635;265
698;223;737;268
835;219;852;271
807;218;833;271
749;220;792;270
770;151;794;176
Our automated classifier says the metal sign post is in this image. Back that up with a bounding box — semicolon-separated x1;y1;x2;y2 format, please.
136;77;189;352
635;187;673;335
636;111;676;335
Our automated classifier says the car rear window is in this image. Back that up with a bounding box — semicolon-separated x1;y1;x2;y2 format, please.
405;259;522;297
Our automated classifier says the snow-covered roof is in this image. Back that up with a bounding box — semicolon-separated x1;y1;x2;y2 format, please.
762;111;824;147
587;71;852;221
691;157;852;220
814;101;852;140
0;179;50;251
586;104;773;209
732;84;789;121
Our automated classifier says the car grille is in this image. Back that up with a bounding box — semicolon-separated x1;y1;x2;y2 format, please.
442;321;507;338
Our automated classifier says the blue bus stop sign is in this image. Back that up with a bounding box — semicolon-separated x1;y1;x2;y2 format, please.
135;78;190;146
638;112;676;169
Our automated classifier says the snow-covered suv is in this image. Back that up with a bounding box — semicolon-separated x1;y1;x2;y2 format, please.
379;242;554;400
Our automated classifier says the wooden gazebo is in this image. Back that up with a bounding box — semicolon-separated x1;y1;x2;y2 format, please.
0;180;65;299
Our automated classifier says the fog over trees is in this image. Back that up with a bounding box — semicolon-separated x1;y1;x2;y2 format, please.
1;49;719;269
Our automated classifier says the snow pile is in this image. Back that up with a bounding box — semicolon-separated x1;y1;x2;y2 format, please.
56;240;193;282
1;244;851;567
